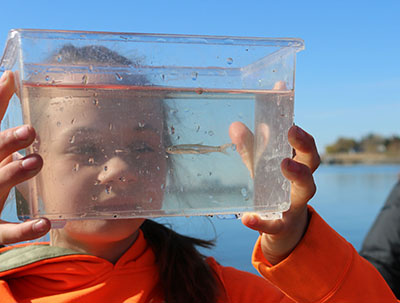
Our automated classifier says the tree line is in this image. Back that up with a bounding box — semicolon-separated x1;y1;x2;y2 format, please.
325;134;400;155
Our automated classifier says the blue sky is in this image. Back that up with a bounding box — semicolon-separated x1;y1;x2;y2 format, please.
0;0;398;152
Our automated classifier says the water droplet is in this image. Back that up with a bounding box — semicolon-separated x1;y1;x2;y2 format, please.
231;144;237;151
93;99;99;106
71;118;76;124
209;195;214;200
209;172;212;176
45;75;50;81
119;176;126;182
161;184;165;189
104;166;108;171
73;163;80;172
138;122;145;128
226;57;233;65
94;180;101;186
105;185;112;194
33;70;39;75
82;75;88;85
91;195;98;201
89;65;94;71
195;88;203;95
109;123;113;130
115;73;123;81
272;69;276;73
156;166;160;171
57;55;62;62
241;188;248;197
170;125;175;134
88;158;95;165
69;135;75;144
161;74;165;81
197;173;202;177
208;130;214;136
191;71;198;80
56;121;61;127
148;197;153;203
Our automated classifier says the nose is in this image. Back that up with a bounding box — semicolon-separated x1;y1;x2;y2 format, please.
97;156;138;186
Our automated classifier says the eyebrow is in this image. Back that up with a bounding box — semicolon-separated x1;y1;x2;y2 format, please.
61;124;160;138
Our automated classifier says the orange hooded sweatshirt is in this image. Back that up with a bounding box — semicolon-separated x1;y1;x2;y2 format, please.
0;207;397;303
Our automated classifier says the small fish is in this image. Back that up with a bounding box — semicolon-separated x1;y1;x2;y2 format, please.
166;143;233;155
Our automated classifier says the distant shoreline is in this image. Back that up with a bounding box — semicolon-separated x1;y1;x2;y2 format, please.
321;153;400;165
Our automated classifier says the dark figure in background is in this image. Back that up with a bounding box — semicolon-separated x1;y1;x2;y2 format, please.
361;177;400;298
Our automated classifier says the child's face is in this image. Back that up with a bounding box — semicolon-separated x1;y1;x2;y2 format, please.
36;89;167;222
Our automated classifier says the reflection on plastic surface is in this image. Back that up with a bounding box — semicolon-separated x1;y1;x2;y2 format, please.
0;29;303;220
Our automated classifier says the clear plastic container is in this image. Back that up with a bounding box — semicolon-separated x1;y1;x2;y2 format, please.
0;29;304;222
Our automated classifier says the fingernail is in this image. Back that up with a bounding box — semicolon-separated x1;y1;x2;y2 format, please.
14;126;30;140
22;157;39;170
33;219;48;233
0;71;9;84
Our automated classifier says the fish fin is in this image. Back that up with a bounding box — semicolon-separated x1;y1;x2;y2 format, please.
220;143;233;155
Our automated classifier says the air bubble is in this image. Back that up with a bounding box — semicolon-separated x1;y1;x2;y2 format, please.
208;130;214;136
191;71;198;80
73;163;80;172
226;57;233;65
115;73;123;81
56;121;61;127
82;75;88;85
241;188;248;197
195;125;200;132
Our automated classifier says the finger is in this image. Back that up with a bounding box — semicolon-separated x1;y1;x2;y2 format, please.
0;154;43;209
288;125;320;173
242;213;284;235
0;218;51;245
254;123;270;168
0;125;37;163
281;158;316;209
0;71;16;121
229;121;254;178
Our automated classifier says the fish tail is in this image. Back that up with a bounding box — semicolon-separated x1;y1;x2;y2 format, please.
219;143;233;155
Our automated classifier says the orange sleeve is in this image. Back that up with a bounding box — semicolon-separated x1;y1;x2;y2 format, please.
252;206;399;303
0;281;17;303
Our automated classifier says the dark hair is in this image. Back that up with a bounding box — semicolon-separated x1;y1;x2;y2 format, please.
52;44;221;303
141;220;221;303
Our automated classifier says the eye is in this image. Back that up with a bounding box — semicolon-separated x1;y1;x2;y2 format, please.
67;143;101;156
129;142;155;153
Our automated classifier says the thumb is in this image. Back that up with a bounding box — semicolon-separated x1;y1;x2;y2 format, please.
0;218;51;245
